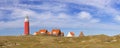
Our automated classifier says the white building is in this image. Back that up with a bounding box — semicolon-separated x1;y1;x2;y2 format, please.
66;32;75;37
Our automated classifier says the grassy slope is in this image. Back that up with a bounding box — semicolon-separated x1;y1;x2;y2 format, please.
0;35;120;48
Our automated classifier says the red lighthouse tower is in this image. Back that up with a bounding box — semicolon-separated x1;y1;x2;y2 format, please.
24;16;30;35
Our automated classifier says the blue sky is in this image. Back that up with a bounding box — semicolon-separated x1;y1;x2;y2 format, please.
1;0;120;36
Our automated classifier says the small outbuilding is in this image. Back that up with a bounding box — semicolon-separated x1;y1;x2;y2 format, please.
79;32;85;37
39;29;48;35
51;29;61;36
67;32;75;37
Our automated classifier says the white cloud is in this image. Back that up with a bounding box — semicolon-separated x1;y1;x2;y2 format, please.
36;12;54;19
28;12;71;28
60;0;111;8
57;13;70;19
0;8;70;29
83;23;120;30
90;19;100;23
0;20;24;29
58;0;120;16
0;0;120;32
77;11;100;23
11;8;36;18
0;11;4;19
0;8;38;29
114;15;120;21
77;11;92;20
16;1;67;12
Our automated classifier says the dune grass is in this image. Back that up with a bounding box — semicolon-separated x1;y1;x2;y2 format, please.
0;35;120;48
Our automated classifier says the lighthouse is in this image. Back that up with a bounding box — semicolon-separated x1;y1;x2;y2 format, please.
24;16;30;35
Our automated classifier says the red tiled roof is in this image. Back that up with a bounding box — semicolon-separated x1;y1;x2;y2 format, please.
70;32;75;36
39;29;47;32
51;29;61;36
